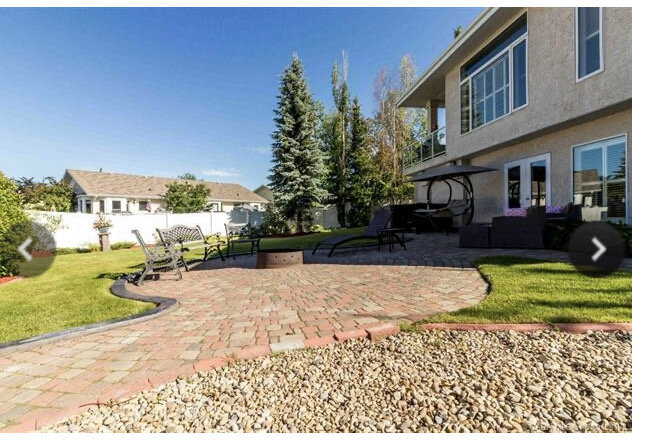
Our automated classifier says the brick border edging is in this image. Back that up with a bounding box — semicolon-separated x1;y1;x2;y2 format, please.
3;319;632;432
0;277;178;354
419;322;632;333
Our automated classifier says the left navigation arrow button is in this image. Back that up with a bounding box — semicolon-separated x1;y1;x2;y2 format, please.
18;237;33;262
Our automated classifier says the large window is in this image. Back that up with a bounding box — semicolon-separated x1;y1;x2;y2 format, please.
112;200;121;213
576;7;603;80
471;53;509;129
461;14;528;133
573;135;627;223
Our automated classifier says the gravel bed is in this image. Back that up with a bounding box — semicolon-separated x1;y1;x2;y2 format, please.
45;330;632;433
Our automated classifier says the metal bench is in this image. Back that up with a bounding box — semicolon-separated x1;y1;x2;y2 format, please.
132;229;184;286
156;224;225;271
224;223;260;258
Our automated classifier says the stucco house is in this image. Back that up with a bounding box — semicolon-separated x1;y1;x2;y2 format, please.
63;169;268;214
399;7;631;224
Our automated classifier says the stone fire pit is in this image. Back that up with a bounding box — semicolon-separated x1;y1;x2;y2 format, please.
256;248;303;269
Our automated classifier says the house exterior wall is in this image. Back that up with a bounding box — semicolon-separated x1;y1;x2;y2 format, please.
404;7;631;176
446;7;631;161
75;196;261;214
405;7;631;224
457;109;631;223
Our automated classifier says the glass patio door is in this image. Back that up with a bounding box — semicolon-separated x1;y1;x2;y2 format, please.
504;153;551;209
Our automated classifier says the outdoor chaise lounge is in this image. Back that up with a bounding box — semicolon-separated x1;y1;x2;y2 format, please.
132;229;184;286
312;209;405;257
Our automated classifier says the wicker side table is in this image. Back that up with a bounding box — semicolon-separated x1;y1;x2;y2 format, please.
459;223;490;248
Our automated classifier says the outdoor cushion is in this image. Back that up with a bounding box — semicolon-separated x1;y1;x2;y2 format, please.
546;205;565;214
504;207;527;217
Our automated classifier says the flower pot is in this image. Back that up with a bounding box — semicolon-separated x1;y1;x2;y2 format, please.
98;227;110;234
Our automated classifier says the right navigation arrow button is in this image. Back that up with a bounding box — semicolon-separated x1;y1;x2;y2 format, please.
591;236;607;262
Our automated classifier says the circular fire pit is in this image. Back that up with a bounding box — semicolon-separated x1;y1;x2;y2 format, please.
256;248;304;269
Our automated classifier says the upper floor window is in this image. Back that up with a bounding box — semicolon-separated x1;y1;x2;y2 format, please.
461;13;528;134
576;7;603;81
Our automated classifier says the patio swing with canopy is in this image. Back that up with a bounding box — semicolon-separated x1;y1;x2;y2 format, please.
410;164;496;229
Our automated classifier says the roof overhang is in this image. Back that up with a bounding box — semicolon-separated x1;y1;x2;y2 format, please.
398;7;522;108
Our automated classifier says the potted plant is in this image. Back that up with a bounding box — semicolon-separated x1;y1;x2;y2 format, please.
93;212;113;234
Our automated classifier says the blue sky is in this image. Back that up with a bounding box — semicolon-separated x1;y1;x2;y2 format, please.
0;7;481;190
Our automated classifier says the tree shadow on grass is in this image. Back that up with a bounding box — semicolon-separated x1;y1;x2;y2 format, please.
96;272;129;281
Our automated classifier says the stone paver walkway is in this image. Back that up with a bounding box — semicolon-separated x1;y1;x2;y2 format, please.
0;233;631;431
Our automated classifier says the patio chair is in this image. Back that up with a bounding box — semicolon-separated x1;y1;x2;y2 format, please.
156;224;225;272
132;229;184;286
312;209;406;257
224;223;261;258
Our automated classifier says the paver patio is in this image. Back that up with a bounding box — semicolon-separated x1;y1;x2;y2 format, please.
0;232;631;431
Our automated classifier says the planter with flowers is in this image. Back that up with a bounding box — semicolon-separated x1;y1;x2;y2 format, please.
93;213;113;234
93;213;113;251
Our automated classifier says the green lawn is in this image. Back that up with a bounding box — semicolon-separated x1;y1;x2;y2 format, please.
0;227;364;344
422;256;632;324
3;236;629;345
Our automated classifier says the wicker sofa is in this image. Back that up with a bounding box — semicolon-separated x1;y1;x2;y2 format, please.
460;203;582;249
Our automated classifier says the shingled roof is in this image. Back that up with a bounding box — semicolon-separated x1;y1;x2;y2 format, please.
64;169;268;203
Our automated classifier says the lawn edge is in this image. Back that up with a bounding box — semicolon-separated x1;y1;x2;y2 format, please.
0;277;178;354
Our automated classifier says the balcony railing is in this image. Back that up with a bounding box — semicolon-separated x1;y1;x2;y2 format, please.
403;126;446;169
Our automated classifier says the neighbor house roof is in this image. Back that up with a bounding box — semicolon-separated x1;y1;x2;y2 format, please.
64;169;268;203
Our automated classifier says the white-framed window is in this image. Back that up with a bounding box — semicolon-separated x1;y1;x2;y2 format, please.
576;7;603;81
461;13;528;134
111;200;122;213
572;135;628;223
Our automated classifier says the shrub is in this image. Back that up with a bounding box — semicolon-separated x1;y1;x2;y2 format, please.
111;241;136;250
544;220;632;257
0;172;31;276
257;202;291;236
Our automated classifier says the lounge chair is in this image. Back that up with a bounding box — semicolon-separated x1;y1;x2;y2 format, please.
132;229;184;286
312;209;406;257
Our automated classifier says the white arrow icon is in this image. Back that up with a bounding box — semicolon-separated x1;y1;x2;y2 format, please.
18;237;33;262
591;236;606;262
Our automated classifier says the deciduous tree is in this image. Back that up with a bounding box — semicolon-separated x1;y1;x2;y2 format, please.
164;182;210;213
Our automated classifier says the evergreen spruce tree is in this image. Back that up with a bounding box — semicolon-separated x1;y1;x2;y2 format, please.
347;98;381;226
269;54;327;232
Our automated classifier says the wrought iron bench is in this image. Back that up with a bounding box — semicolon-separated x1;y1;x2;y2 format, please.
224;223;260;258
132;229;184;285
156;224;225;271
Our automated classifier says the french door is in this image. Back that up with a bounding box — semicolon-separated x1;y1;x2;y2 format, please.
504;153;551;209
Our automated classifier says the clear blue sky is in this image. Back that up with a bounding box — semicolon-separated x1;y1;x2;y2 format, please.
0;7;481;190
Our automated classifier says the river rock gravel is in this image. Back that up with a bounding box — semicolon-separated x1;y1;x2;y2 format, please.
44;330;632;433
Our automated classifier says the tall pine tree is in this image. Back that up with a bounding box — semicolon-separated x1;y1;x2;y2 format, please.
269;54;327;232
347;97;381;226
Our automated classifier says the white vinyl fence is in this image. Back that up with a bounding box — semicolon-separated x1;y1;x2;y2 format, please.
28;209;263;249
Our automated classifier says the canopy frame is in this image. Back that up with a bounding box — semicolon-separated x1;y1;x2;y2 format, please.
411;165;496;227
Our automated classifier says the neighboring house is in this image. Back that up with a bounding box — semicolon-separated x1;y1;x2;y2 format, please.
253;185;274;202
63;169;268;214
399;7;631;224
